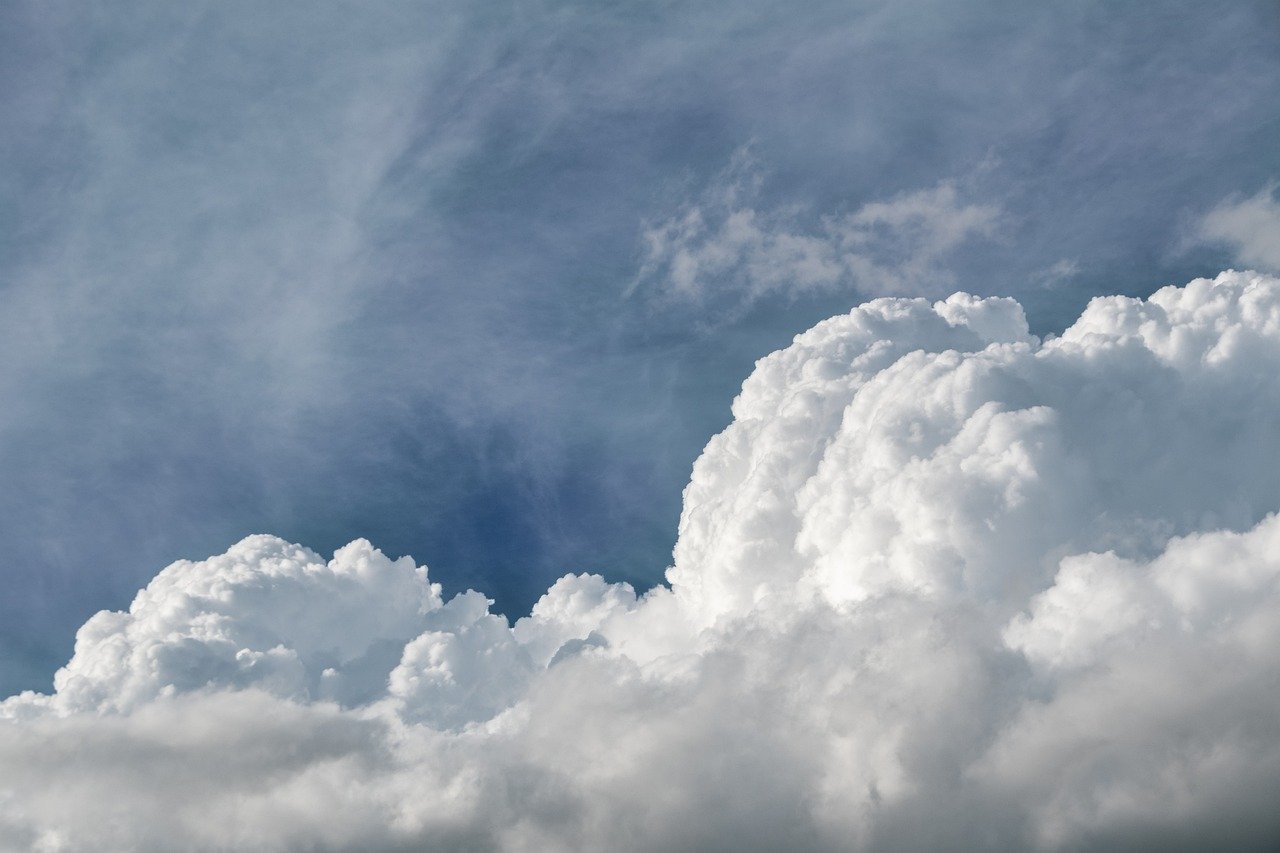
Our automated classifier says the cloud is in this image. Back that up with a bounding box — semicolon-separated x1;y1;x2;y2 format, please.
7;270;1280;849
988;516;1280;848
1197;184;1280;271
632;150;1001;314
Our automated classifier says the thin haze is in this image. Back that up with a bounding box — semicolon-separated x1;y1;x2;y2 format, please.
1;0;1279;698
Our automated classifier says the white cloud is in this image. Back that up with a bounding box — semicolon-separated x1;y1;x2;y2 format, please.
1197;184;1280;271
29;536;442;715
632;150;1001;313
987;515;1280;846
8;271;1280;849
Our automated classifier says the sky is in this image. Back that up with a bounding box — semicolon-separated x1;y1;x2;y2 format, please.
5;1;1280;848
3;0;1279;696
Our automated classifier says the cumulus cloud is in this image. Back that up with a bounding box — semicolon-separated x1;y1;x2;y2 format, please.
631;150;1001;313
7;271;1280;850
1197;184;1280;271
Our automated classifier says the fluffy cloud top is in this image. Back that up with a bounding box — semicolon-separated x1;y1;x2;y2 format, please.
6;271;1280;850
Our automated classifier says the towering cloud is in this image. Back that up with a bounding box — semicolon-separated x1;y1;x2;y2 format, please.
6;270;1280;850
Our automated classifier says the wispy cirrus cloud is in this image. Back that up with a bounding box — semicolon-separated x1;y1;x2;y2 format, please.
631;150;1001;314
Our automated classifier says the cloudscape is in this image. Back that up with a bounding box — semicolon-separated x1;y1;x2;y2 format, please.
4;1;1280;851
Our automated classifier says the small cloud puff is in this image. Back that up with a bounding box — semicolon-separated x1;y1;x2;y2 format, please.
6;271;1280;850
631;150;1001;317
1197;184;1280;272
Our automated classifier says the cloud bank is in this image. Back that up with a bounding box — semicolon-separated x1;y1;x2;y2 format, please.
7;270;1280;850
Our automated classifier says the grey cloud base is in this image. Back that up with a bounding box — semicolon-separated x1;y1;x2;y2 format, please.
6;271;1280;850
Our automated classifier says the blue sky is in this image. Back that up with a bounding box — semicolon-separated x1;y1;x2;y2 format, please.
2;0;1279;696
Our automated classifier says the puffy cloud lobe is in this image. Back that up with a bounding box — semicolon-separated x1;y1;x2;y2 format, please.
7;271;1280;849
668;290;1035;623
5;538;633;728
27;536;442;714
388;591;533;728
513;573;638;667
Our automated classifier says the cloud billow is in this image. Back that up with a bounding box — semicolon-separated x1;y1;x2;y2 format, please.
6;271;1280;850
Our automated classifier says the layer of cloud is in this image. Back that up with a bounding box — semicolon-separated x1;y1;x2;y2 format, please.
7;271;1280;849
631;149;1001;314
1197;184;1280;271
